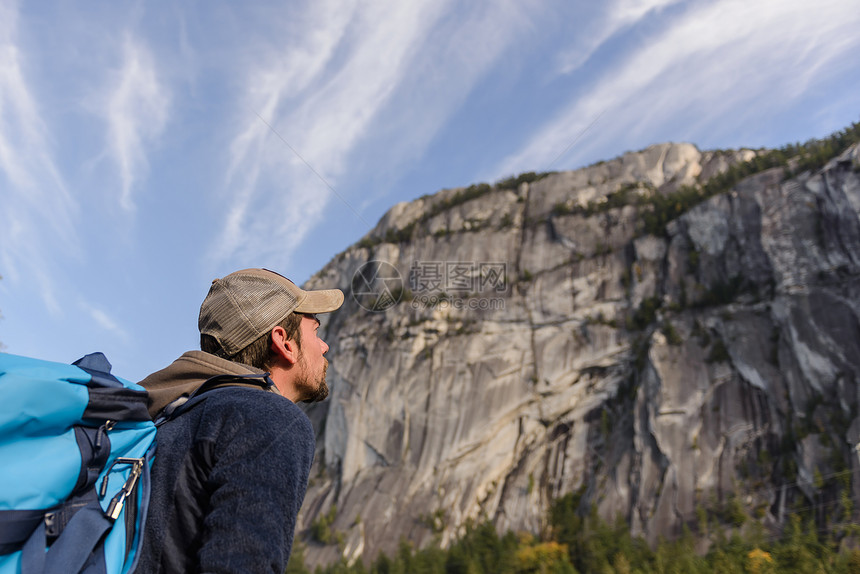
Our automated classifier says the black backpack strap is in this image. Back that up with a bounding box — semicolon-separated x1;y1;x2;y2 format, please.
155;373;274;426
187;373;274;399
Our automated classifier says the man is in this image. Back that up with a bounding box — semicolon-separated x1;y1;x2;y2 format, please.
135;268;343;573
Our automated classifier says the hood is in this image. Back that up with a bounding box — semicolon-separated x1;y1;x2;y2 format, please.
139;350;278;418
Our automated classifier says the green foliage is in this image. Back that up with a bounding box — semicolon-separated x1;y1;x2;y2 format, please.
662;320;682;345
445;521;520;574
691;319;710;346
496;171;553;191
553;121;860;237
384;221;418;244
285;541;312;574
369;121;860;248
721;494;748;528
840;487;853;522
642;122;860;235
551;201;576;217
357;236;380;249
297;494;860;574
813;468;825;490
310;505;340;545
553;182;657;219
706;338;730;364
594;241;612;256
586;313;619;329
551;493;652;574
639;184;710;236
697;275;746;307
440;183;493;211
628;296;661;331
369;172;549;246
772;514;827;573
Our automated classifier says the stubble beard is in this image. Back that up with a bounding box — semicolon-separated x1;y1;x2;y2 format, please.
298;358;329;403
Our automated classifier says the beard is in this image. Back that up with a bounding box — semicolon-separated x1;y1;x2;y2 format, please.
297;358;329;403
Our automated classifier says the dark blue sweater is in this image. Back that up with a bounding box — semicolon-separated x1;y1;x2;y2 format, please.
135;386;315;573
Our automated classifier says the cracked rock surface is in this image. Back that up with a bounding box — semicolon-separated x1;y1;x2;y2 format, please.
299;142;860;566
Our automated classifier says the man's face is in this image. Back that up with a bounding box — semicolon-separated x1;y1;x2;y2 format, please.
293;314;330;403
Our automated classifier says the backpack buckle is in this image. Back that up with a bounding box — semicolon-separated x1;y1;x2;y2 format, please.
102;458;145;520
44;511;59;538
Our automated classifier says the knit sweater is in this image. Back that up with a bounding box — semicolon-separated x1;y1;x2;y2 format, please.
134;351;315;574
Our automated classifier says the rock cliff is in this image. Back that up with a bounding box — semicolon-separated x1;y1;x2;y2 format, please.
299;139;860;566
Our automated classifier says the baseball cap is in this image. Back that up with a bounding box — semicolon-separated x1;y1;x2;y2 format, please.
198;268;344;356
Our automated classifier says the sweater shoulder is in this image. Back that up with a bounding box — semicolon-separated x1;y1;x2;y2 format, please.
203;386;310;418
196;387;314;442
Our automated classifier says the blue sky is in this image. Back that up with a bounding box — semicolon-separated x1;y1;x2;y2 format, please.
1;0;858;381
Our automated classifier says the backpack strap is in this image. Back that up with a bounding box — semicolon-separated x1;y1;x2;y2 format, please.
21;492;112;574
155;373;274;426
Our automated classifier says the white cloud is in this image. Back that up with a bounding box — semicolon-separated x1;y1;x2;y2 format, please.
349;1;545;208
555;0;684;76
0;0;77;312
216;0;540;269
217;0;451;267
81;300;129;341
217;0;356;265
499;0;860;175
103;34;170;212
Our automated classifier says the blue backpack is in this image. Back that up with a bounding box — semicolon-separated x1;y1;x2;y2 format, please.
0;352;157;574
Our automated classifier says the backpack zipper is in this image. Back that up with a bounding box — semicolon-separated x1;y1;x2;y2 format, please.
94;420;116;450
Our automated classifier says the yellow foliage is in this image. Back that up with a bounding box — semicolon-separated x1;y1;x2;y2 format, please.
514;541;571;573
612;553;632;574
747;547;773;574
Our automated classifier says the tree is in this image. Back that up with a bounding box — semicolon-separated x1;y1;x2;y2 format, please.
284;541;311;574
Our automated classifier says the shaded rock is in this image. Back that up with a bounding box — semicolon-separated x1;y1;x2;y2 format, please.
299;141;860;566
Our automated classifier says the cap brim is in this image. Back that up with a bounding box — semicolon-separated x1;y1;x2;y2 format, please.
295;288;344;314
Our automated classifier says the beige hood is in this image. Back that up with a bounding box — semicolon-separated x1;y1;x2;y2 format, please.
138;350;278;418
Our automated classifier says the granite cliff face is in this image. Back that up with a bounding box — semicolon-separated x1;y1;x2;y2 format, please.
300;140;860;565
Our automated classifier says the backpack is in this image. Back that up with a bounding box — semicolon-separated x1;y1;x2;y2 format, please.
0;352;274;574
0;352;156;574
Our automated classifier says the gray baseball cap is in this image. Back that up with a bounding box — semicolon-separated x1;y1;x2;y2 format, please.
198;268;344;356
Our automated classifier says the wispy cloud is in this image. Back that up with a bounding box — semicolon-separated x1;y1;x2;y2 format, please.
80;300;129;341
216;0;450;266
0;0;76;312
102;34;170;212
499;0;860;175
215;0;537;269
555;0;683;76
217;0;356;266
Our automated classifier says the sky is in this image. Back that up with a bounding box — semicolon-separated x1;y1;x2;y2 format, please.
1;0;858;381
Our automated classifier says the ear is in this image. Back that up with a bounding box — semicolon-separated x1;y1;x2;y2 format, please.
270;326;300;365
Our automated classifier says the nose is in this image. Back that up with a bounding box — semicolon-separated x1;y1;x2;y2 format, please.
322;339;330;354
